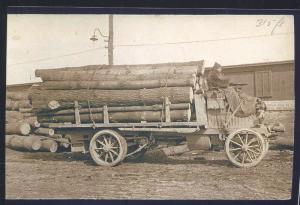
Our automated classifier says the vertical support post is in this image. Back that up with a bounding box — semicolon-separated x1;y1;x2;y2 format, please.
74;101;81;125
103;105;109;124
164;97;171;123
108;15;114;65
194;94;208;127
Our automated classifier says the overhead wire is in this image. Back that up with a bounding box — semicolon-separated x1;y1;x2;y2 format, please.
7;32;293;66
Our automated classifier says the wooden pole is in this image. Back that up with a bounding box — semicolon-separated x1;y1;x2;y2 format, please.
108;14;113;65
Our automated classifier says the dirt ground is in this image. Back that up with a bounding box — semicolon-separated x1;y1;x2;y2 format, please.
5;147;293;200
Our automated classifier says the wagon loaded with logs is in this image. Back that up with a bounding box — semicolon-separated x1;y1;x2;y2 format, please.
29;60;285;167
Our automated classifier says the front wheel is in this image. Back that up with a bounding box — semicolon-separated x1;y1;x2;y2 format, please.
225;129;266;168
89;129;127;166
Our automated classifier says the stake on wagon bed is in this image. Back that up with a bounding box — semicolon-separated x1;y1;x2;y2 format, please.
74;101;81;125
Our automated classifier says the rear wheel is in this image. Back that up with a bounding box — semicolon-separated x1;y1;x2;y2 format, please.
225;129;266;168
89;130;127;166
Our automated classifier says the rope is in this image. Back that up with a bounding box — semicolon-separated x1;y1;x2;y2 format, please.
86;69;99;127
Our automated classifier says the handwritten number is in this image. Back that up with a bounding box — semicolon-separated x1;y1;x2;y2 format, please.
256;17;285;35
256;19;265;27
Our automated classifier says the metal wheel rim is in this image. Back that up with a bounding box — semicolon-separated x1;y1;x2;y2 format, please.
89;130;125;166
225;129;266;168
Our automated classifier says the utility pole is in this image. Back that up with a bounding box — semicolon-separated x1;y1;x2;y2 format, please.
108;15;114;65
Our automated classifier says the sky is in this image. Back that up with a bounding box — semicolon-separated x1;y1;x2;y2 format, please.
7;14;294;85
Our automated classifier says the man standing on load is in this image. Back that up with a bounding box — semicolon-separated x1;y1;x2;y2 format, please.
207;62;230;88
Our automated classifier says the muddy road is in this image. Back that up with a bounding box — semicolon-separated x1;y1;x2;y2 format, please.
5;148;293;200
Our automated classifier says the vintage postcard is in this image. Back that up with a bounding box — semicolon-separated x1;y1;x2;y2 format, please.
6;14;294;200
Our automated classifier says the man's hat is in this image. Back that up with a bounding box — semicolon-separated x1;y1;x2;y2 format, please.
213;62;222;70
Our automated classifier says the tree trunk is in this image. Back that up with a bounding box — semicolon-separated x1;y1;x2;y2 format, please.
31;87;193;111
6;91;29;100
23;116;40;128
5;135;15;146
38;103;190;116
6;111;23;123
6;135;42;151
34;128;55;136
35;60;204;78
38;109;191;123
6;99;32;110
40;139;58;152
40;76;196;90
6;122;31;135
36;71;196;82
47;134;70;149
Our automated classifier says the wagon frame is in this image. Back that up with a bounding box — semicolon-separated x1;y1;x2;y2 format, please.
39;91;279;168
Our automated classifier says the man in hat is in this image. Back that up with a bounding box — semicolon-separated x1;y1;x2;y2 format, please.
207;62;230;88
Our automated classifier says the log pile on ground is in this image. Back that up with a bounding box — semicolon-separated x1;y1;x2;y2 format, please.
31;60;205;124
5;91;68;152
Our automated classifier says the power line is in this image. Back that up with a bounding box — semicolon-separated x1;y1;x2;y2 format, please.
116;32;293;47
8;46;107;66
8;32;293;66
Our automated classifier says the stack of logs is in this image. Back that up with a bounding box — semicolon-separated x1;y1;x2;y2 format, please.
31;61;205;124
5;91;69;152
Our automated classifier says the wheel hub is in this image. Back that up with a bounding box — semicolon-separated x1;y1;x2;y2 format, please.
241;145;249;152
103;144;111;152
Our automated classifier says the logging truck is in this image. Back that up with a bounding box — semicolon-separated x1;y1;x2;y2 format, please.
32;61;285;167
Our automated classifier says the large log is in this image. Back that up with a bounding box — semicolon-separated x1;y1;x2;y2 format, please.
5;135;15;146
40;76;196;90
35;60;204;78
31;87;193;111
23;116;40;128
6;99;32;111
6;91;29;100
38;109;191;123
40;139;58;152
6;122;31;135
6;135;42;151
37;71;196;82
6;111;23;123
34;128;55;136
38;103;190;116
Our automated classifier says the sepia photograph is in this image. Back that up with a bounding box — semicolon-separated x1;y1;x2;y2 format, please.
5;14;295;200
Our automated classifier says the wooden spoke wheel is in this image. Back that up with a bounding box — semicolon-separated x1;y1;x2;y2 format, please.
89;130;127;166
225;129;266;168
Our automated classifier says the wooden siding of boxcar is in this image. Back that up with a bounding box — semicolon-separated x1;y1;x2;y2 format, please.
223;62;294;101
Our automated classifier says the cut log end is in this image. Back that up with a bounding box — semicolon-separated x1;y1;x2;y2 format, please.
48;100;60;110
6;122;31;136
41;140;58;153
20;123;31;135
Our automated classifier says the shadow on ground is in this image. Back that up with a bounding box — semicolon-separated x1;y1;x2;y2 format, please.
19;148;233;167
